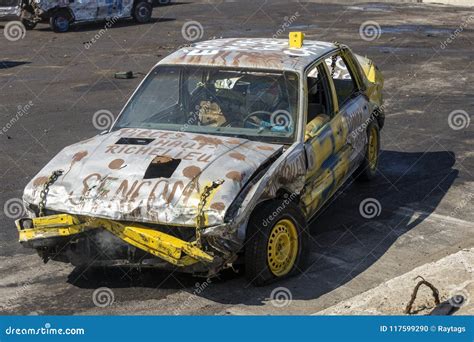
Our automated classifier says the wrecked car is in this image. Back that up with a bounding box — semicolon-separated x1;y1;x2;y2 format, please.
16;33;384;285
0;0;153;32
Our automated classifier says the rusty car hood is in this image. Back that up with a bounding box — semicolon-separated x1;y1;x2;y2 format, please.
23;128;283;226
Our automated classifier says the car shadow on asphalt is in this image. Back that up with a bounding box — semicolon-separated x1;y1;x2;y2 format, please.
34;17;175;33
67;149;458;309
153;1;191;8
0;61;30;69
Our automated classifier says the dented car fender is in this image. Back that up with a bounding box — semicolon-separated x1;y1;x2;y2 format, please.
231;142;307;241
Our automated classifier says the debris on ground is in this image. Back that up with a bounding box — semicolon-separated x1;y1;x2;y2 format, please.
114;71;134;79
405;276;440;314
316;248;474;315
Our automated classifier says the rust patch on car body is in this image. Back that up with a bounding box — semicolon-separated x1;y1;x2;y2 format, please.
226;171;242;182
152;156;173;164
257;145;275;151
73;151;88;162
183;165;202;179
192;135;223;147
210;202;226;211
229;152;246;161
108;159;125;170
33;176;49;187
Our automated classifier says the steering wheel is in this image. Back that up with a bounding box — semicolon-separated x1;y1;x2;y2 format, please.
243;111;272;128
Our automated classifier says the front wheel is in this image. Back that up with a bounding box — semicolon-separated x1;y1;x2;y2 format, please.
356;120;380;181
49;11;71;32
133;1;152;23
245;200;308;286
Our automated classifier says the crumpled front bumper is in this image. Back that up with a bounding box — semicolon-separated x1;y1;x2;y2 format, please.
16;214;215;267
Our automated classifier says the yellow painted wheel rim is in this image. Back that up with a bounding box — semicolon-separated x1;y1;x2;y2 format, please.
267;219;298;277
368;125;378;170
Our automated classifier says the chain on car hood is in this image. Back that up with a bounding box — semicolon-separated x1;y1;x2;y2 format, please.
23;128;283;226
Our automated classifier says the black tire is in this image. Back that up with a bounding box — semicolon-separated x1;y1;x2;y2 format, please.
49;11;71;32
22;19;37;30
245;199;309;286
356;120;380;181
133;1;152;23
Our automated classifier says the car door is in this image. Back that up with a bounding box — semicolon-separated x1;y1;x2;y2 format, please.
326;50;372;177
302;61;346;217
97;0;130;19
302;51;368;218
96;0;114;19
69;0;99;22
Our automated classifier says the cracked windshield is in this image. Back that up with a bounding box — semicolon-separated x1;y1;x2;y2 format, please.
114;66;299;143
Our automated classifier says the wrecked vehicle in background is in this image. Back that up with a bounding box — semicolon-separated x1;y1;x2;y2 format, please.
0;0;153;32
16;33;384;285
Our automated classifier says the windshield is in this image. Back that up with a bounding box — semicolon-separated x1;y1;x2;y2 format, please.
113;66;299;144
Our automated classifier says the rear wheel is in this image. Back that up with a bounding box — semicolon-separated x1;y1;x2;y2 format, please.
49;11;71;32
356;121;380;181
133;1;152;23
245;200;308;286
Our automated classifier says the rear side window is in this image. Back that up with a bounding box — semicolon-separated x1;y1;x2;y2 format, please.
325;55;358;107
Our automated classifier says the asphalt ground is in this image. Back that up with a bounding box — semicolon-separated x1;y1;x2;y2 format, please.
0;0;473;315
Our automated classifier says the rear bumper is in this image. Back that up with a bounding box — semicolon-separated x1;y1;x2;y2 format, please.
16;214;217;269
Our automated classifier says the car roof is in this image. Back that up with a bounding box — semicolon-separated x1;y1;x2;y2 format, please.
158;38;340;72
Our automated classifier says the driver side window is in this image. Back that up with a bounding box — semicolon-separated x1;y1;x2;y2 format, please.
305;63;332;141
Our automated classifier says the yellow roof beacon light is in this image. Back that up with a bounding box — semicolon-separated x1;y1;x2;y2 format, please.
289;32;305;48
